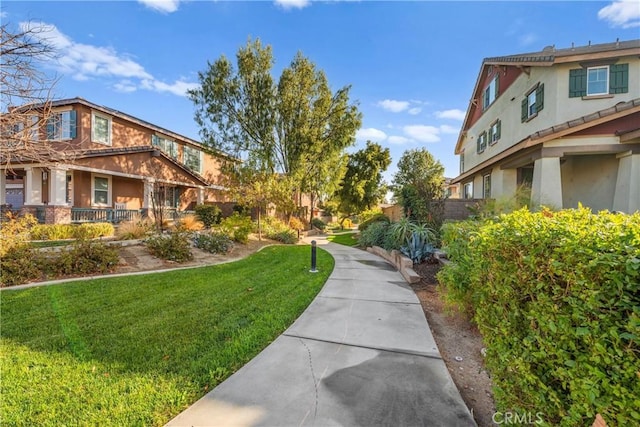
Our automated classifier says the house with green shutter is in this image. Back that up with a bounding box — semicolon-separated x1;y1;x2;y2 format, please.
452;39;640;213
1;98;232;224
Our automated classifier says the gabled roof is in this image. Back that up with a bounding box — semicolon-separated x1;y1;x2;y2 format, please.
30;97;236;161
75;145;211;186
455;39;640;154
451;98;640;184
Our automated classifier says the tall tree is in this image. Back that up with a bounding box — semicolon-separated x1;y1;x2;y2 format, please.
188;39;361;220
1;23;69;170
391;148;445;227
333;141;391;222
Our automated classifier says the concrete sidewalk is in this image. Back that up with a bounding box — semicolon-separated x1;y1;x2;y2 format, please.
166;236;475;427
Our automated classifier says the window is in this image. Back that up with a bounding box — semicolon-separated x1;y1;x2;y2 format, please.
483;75;499;110
183;145;203;174
152;135;177;159
14;115;39;141
463;182;473;199
488;120;501;145
92;175;111;206
158;186;181;208
483;174;491;199
521;84;544;122
587;66;609;96
569;63;629;97
66;173;73;204
460;151;465;174
46;110;77;140
91;112;111;145
477;131;487;153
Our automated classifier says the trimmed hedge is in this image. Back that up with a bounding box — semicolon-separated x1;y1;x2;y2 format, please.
30;223;115;240
437;207;640;425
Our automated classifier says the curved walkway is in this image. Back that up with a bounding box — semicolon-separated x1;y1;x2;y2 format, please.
166;236;475;427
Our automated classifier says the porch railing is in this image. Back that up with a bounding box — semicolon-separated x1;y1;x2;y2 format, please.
71;208;141;224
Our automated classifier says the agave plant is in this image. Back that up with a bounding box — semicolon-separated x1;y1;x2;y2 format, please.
400;231;435;264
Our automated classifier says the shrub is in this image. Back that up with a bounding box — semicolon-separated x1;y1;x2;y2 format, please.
400;231;435;264
0;244;44;286
358;208;383;225
194;204;222;228
357;213;390;231
220;213;253;244
193;231;234;254
357;221;391;248
30;223;75;240
116;215;153;240
145;232;193;262
176;214;204;232
0;213;38;258
55;240;120;275
75;223;114;239
270;230;297;244
437;207;640;425
289;216;305;232
311;218;326;230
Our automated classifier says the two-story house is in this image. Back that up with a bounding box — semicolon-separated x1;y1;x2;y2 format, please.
452;39;640;213
1;98;231;223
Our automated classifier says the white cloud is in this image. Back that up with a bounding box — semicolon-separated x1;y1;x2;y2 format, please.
275;0;311;10
598;0;640;28
388;136;411;145
19;21;197;97
439;124;459;134
0;11;8;19
408;107;422;115
356;127;387;142
138;0;181;13
435;109;466;121
519;33;538;47
377;99;410;113
403;125;440;143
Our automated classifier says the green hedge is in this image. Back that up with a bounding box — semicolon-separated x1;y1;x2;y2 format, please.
437;207;640;426
30;223;114;240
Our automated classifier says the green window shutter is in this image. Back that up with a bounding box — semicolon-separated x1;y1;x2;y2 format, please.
496;120;501;139
609;63;629;94
521;98;528;122
69;110;77;139
569;68;587;97
46;115;56;139
495;74;500;97
535;84;544;113
488;126;494;142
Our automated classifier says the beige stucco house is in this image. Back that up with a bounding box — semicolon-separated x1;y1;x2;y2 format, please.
452;39;640;213
1;98;231;223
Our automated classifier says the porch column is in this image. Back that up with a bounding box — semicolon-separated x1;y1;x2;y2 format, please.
0;172;6;205
24;167;43;205
612;152;640;213
49;167;68;205
143;178;155;209
197;187;205;205
531;157;563;209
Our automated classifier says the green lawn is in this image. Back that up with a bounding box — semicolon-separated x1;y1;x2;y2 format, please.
1;246;333;426
29;240;74;248
327;232;359;247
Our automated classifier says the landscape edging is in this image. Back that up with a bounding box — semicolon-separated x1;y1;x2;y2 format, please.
365;246;421;284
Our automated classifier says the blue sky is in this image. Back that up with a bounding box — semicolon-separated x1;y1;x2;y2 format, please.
2;1;639;185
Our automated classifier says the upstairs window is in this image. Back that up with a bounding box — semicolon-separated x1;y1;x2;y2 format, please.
183;145;203;174
483;74;499;110
46;110;77;140
521;84;544;122
477;131;487;154
14;115;39;141
460;151;465;174
91;112;112;145
587;66;608;96
152;135;177;159
569;63;629;97
488;120;501;145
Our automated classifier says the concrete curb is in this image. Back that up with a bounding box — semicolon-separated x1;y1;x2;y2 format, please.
366;245;421;284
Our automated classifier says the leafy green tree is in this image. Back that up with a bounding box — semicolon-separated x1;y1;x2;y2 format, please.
333;141;391;223
188;39;361;223
391;148;445;228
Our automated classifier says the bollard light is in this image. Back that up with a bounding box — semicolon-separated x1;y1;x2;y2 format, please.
309;240;318;273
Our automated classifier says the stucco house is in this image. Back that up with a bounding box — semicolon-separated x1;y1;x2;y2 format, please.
1;98;231;224
452;39;640;213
